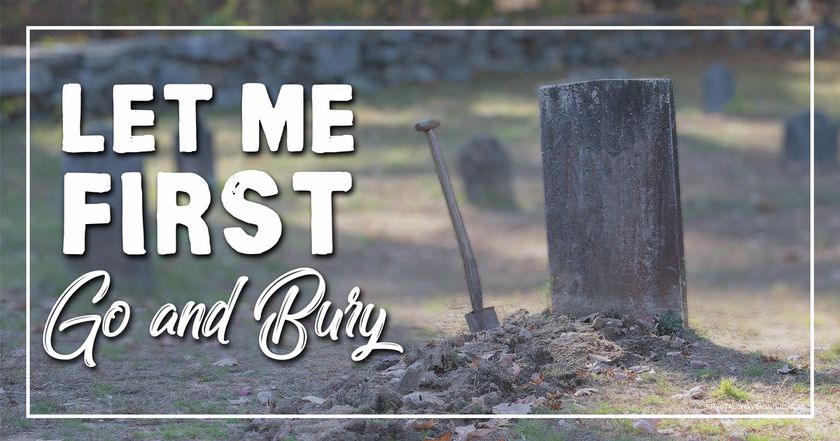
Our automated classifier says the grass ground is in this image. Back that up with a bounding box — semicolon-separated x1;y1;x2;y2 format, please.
1;45;839;439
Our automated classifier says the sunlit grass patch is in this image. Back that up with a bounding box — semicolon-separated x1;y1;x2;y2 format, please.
791;382;810;394
691;421;726;436
744;435;784;441
642;395;666;406
712;377;752;401
740;419;799;431
817;342;840;364
593;403;622;414
653;376;678;396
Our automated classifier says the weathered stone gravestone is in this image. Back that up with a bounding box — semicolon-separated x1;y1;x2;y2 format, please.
539;79;687;323
702;62;734;113
62;121;152;284
174;115;216;191
457;136;516;210
783;110;838;165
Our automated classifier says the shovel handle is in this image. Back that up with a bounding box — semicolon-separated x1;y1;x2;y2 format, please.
415;120;484;313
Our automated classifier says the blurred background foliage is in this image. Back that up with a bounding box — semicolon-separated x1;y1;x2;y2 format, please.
2;0;838;46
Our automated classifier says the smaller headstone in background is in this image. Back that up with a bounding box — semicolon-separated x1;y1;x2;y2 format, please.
563;65;631;83
783;110;839;165
457;136;516;210
61;121;152;285
174;115;216;191
702;62;734;113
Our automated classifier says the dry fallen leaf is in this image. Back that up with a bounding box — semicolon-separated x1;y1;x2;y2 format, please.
632;418;660;435
213;357;239;367
673;385;705;400
761;354;780;363
499;353;515;366
465;428;499;441
453;424;476;439
407;419;438;430
689;358;709;368
573;387;598;397
425;431;452;441
301;395;326;405
587;353;613;363
778;364;799;375
491;402;532;414
588;361;612;374
257;390;274;406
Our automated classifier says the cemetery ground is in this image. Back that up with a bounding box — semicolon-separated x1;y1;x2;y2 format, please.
2;49;839;440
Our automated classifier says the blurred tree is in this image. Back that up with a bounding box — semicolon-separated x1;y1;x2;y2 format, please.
1;0;837;45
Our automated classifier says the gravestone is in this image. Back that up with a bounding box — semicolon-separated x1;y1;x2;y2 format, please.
61;121;152;285
174;115;216;191
539;79;687;323
457;136;516;210
783;110;839;165
702;62;734;113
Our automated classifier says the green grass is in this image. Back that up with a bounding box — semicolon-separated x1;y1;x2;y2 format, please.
514;421;566;441
740;419;799;431
591;403;619;415
743;363;775;378
514;420;646;441
653;376;678;397
0;406;32;434
642;395;666;406
693;367;719;380
691;421;725;436
712;377;752;402
29;400;62;414
91;381;118;397
744;436;781;441
173;399;227;414
156;422;230;440
543;366;577;381
817;342;840;363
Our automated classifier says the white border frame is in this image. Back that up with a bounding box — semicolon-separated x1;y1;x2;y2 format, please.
25;25;816;420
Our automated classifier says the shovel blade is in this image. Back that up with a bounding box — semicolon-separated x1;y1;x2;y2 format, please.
465;307;500;332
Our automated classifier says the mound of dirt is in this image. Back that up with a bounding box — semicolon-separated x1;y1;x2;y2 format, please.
320;309;688;416
257;309;696;440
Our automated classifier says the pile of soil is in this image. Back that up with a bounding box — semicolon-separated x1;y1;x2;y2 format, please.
321;309;688;415
256;309;695;440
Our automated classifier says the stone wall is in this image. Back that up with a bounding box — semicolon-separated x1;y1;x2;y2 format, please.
1;28;831;121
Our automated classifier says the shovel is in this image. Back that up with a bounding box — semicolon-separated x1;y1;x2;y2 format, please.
415;118;500;332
